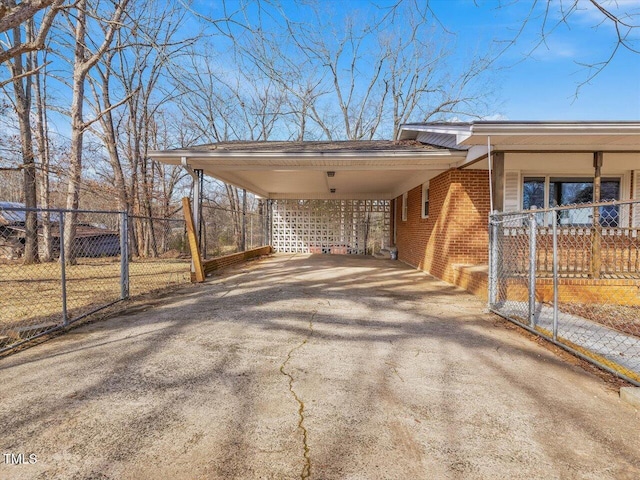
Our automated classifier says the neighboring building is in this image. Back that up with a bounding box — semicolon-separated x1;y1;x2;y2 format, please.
0;202;121;259
149;121;640;295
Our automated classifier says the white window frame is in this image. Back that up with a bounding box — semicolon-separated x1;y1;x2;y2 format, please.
421;182;430;219
522;174;626;209
401;192;408;221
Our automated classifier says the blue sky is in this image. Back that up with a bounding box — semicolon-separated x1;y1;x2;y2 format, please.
426;0;640;120
198;0;640;121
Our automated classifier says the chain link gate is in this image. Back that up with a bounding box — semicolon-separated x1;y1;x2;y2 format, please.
489;199;640;385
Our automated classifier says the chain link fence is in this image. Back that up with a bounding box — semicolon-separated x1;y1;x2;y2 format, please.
200;204;269;258
489;199;640;385
0;205;190;354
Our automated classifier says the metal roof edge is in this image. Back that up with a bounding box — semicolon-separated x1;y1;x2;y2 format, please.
469;121;640;135
397;123;473;139
148;148;467;159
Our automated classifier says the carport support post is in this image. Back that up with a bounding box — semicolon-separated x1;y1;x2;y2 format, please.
491;152;505;212
268;200;273;246
120;212;129;300
241;189;247;251
195;169;204;256
261;200;268;246
528;211;537;328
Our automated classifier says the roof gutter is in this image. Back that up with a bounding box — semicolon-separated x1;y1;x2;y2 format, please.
150;149;466;160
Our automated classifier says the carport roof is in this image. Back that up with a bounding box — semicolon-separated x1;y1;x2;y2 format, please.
149;121;640;200
149;139;467;200
165;139;443;153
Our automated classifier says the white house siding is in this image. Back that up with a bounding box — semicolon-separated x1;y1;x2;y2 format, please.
503;171;520;212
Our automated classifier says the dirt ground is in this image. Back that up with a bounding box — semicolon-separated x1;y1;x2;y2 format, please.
0;253;639;479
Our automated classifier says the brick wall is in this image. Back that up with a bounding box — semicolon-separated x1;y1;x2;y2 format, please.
501;277;640;307
395;169;491;288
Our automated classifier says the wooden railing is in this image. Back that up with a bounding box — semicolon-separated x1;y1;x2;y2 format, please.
500;227;640;278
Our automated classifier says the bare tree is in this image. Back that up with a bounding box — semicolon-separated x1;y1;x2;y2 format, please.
30;19;53;260
63;0;129;264
0;0;57;31
0;0;64;65
3;6;39;263
493;0;640;90
222;0;494;140
172;48;282;249
86;0;196;256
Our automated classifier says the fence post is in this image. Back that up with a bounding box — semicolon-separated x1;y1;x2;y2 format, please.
120;212;130;300
528;211;537;328
59;211;69;326
552;209;559;341
489;212;499;308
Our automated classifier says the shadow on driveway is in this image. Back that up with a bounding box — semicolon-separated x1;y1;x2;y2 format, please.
1;253;639;479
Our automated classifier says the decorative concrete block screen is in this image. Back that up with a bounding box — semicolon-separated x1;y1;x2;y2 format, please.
272;199;390;255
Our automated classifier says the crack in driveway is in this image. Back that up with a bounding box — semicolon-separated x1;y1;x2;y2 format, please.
280;310;316;480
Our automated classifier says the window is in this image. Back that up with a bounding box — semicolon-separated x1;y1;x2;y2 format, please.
401;192;408;221
522;176;621;226
421;182;430;219
523;177;545;210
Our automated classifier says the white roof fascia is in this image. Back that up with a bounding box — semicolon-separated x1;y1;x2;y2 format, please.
456;145;488;168
470;121;640;136
461;121;640;146
149;149;466;160
397;124;473;145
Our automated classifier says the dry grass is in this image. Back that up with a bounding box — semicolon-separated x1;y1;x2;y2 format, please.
0;258;190;330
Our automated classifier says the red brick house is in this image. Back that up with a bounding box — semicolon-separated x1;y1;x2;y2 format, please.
150;121;640;296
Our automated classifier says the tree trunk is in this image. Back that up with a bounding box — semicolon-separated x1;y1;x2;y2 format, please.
64;45;87;265
63;0;129;264
32;31;52;261
9;15;39;264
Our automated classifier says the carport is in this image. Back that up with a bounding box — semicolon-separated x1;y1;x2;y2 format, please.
149;140;468;259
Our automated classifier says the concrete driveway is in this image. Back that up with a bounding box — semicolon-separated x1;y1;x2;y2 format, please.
1;254;639;479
